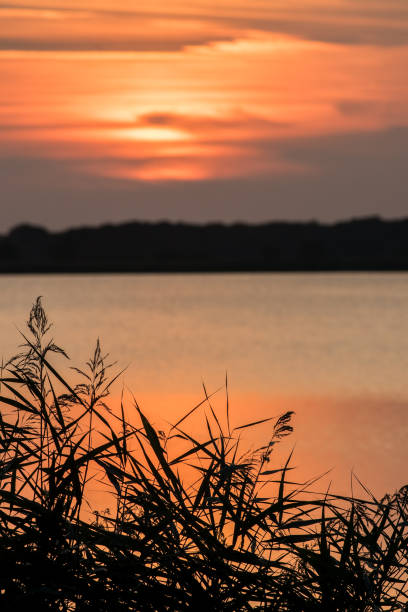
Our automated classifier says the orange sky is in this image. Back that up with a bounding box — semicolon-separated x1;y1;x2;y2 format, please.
1;1;408;229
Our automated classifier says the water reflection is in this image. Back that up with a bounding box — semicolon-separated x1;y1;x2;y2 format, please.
1;272;408;499
107;388;408;500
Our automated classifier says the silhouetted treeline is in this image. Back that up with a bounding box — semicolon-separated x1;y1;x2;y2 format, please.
1;216;408;272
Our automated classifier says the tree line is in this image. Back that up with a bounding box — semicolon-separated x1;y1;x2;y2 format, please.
1;216;408;272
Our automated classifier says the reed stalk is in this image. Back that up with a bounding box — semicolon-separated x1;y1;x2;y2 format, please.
0;298;407;611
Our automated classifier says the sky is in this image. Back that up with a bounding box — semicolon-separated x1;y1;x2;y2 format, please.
1;0;408;232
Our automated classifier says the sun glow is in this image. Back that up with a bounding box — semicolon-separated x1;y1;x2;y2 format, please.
2;2;408;186
117;164;211;182
114;126;192;142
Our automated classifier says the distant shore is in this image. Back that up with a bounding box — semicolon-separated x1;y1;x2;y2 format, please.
1;216;408;273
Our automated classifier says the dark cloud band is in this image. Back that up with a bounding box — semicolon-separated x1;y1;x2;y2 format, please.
1;2;408;50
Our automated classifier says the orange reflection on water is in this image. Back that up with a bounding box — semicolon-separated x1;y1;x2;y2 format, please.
102;387;408;509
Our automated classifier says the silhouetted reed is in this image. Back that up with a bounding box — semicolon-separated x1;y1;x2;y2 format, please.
1;298;408;610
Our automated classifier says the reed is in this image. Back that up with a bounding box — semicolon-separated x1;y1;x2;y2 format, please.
0;297;407;610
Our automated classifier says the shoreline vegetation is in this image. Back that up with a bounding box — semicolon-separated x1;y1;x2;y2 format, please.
1;299;408;610
2;216;408;274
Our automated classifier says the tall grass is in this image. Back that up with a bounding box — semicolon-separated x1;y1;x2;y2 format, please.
1;298;408;610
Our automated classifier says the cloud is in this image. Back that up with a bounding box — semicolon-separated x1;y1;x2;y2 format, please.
335;100;380;116
1;1;408;51
241;18;408;47
136;112;292;132
1;126;408;232
0;36;239;54
0;5;241;52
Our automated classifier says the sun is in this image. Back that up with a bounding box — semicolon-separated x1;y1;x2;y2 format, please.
113;126;191;142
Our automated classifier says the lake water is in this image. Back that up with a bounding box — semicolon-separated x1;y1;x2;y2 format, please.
1;272;408;497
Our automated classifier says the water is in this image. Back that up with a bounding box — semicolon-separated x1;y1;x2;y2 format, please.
1;272;408;496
